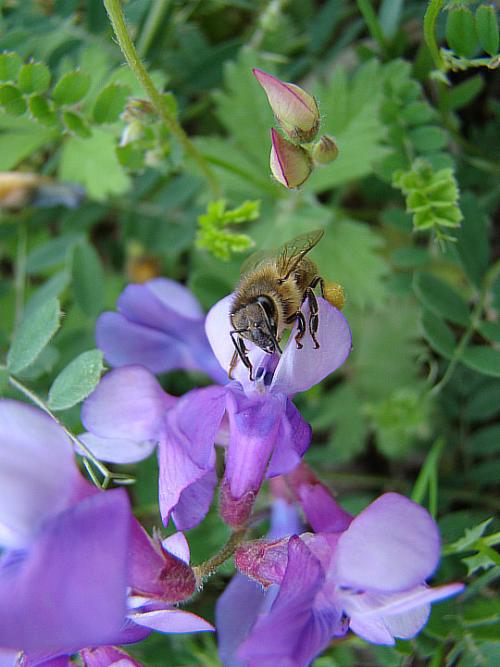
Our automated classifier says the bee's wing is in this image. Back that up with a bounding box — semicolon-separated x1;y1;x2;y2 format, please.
276;228;324;280
239;248;276;276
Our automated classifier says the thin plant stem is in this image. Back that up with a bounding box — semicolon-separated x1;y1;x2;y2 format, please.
423;0;445;70
103;0;221;197
137;0;171;58
14;220;27;331
430;260;500;397
193;528;246;584
6;373;135;489
249;0;289;50
356;0;388;56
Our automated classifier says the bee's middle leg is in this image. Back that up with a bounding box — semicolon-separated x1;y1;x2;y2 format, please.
304;286;320;349
287;311;306;349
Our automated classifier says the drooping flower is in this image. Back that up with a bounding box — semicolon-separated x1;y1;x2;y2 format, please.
270;129;312;189
95;278;226;383
229;470;464;666
0;400;212;665
253;69;320;143
82;294;351;530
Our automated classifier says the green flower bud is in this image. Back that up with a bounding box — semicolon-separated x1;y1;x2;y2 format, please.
312;135;339;165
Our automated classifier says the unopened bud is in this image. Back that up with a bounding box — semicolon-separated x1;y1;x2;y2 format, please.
270;128;312;189
312;135;339;165
253;68;320;143
220;478;255;528
235;537;290;587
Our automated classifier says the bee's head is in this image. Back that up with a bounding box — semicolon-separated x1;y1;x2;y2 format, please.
231;296;280;354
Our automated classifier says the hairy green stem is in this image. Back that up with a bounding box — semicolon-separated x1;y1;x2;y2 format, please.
103;0;221;197
430;260;500;397
6;373;135;489
193;528;247;583
423;0;445;70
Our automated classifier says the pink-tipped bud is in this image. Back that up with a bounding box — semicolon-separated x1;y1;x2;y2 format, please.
312;135;339;165
253;68;320;143
220;478;256;528
270;128;312;189
235;537;290;588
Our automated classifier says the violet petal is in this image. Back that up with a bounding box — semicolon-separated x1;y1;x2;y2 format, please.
130;609;214;633
266;399;311;478
78;433;157;464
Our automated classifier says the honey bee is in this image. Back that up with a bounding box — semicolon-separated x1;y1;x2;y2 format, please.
229;229;344;380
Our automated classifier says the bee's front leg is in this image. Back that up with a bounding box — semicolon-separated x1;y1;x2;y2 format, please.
229;331;254;381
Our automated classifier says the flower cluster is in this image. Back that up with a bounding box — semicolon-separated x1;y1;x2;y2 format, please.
0;277;464;667
253;69;339;188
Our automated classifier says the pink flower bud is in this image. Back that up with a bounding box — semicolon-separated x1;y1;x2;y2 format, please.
270;128;312;189
312;135;339;165
253;68;320;143
235;537;290;588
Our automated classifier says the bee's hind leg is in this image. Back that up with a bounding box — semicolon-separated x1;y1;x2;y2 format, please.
287;311;306;349
304;286;320;349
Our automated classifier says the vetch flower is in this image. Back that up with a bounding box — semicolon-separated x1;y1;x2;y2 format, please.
253;69;320;143
0;400;212;665
81;645;145;667
231;475;464;667
270;129;312;189
95;278;226;383
82;294;351;531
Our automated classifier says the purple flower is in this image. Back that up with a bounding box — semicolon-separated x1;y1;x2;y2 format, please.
229;475;463;666
0;400;212;665
95;278;226;383
81;645;144;667
82;294;351;529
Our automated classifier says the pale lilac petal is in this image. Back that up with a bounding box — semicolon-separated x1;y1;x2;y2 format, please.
0;400;81;548
0;649;18;667
96;312;189;374
0;489;130;653
334;493;441;592
268;498;303;540
225;386;285;499
348;614;395;645
271;299;352;395
205;295;266;386
81;646;145;667
238;537;341;667
162;532;190;564
266;399;311;477
78;433;157;464
121;279;203;323
171;469;218;530
216;574;267;667
130;609;214;634
82;366;174;441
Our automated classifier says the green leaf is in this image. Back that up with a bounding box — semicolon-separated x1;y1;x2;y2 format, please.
52;71;91;106
478;320;500;343
414;272;470;326
445;518;493;553
408;126;447;152
446;6;478;58
456;193;490;288
462;346;500;377
0;84;26;116
475;4;499;56
24;271;70;317
59;129;130;200
196;199;258;260
470;424;500;456
28;94;58;126
7;298;61;374
0;52;23;82
465;378;500;421
0;114;57;170
421;309;456;359
17;62;51;94
93;83;131;124
315;219;389;309
71;241;105;317
62;110;91;138
443;75;485;111
0;367;8;395
48;349;104;411
26;233;81;274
